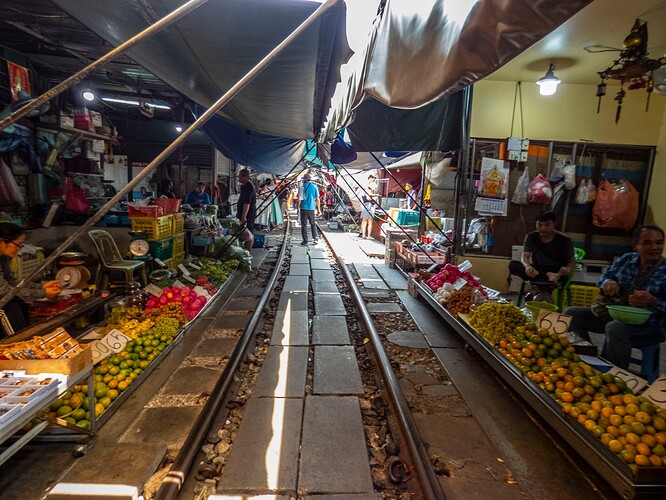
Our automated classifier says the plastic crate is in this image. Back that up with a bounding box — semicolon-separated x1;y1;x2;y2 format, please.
130;215;173;241
154;198;181;214
9;248;45;282
569;285;600;307
103;214;119;226
172;233;185;255
119;216;131;226
148;237;173;260
253;234;266;248
172;213;185;235
169;252;185;269
396;210;420;226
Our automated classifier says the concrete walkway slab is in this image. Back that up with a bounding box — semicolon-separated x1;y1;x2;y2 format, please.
278;291;308;312
373;264;408;290
160;366;221;395
291;246;308;255
254;346;309;397
312;315;350;345
299;396;374;494
218;398;304;493
289;263;311;276
312;280;338;294
308;249;326;259
310;259;331;270
387;331;429;349
366;302;402;314
282;275;309;292
210;314;252;330
396;291;460;348
359;278;389;290
314;294;346;316
312;269;335;282
314;346;363;395
55;442;166;496
360;289;390;298
190;337;238;358
290;254;310;265
271;310;309;346
119;407;201;450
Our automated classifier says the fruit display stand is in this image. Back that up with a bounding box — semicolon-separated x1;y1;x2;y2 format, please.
395;242;446;271
413;279;666;499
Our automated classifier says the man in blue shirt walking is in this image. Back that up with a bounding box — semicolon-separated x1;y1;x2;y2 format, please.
298;173;321;245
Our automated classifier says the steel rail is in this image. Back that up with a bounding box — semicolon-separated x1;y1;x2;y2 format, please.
0;0;339;312
153;219;291;499
317;225;445;500
0;0;210;132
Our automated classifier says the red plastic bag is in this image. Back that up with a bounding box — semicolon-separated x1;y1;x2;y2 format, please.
592;179;638;231
64;176;91;214
528;174;552;204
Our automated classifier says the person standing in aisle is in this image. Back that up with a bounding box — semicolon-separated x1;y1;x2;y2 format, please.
298;173;320;245
185;181;211;207
236;169;256;251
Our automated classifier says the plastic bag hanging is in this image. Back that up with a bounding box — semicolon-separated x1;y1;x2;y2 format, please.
592;179;639;231
575;179;588;204
563;163;576;190
586;179;597;202
528;174;552;204
511;167;529;205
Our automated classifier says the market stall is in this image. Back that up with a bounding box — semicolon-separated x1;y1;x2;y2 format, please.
407;262;666;499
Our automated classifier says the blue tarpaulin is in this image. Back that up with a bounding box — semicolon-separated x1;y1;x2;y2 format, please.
192;105;305;175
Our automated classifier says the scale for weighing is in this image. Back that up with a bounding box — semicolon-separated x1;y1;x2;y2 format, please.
55;252;91;289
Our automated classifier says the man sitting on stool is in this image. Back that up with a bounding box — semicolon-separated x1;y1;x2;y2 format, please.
509;211;574;301
565;225;666;369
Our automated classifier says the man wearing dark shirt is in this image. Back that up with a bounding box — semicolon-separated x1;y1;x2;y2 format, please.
236;169;256;251
509;211;574;285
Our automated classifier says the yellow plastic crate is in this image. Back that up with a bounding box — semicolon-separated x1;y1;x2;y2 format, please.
172;233;185;255
569;284;600;307
130;215;173;241
169;252;185;269
172;213;185;235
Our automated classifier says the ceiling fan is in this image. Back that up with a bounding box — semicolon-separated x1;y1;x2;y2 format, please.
585;18;666;122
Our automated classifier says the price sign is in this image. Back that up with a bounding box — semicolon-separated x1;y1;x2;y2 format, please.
144;284;163;297
536;310;572;335
641;375;666;410
178;264;191;276
188;263;202;270
452;278;467;290
90;329;131;364
194;285;212;300
154;258;166;268
608;367;648;393
182;274;196;284
173;279;186;289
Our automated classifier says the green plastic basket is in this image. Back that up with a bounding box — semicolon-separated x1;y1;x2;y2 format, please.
526;300;559;319
606;305;652;325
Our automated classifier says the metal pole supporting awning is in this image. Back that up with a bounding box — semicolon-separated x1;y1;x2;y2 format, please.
0;0;341;311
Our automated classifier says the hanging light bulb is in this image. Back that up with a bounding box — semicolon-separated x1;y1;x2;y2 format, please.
175;125;183;133
82;89;96;102
536;64;561;96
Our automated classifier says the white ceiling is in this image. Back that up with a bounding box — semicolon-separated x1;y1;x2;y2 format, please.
486;0;666;85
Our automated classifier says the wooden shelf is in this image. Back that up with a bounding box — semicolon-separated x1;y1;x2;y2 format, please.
37;124;113;142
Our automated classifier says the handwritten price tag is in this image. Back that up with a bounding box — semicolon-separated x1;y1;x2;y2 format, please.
178;264;191;276
144;284;163;297
608;367;648;393
188;263;202;270
182;274;196;284
173;279;186;289
452;278;467;290
535;310;572;335
641;375;666;410
154;258;166;268
90;329;131;364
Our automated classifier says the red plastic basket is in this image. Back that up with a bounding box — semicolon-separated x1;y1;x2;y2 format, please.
128;205;164;217
154;198;181;214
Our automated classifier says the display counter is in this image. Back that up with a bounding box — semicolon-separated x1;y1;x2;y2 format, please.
413;278;666;499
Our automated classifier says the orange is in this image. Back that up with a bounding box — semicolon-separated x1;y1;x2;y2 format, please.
636;443;651;456
653;417;666;431
609;395;624;406
607;426;621;438
639;401;657;415
656;433;666;446
609;415;624;427
584;419;597;432
623;394;639;406
591;401;603;413
601;407;615;419
608;439;624;453
641;434;657;447
615;406;627;417
634;455;650;467
649;454;663;467
561;392;574;404
625;404;639;416
652;444;666;457
620;449;636;464
94;403;105;415
626;433;641;445
601;433;613;446
630;422;647;436
587;410;600;421
578;414;588;425
624;415;636;426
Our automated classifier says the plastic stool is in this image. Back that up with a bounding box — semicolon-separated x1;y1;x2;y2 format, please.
629;343;661;384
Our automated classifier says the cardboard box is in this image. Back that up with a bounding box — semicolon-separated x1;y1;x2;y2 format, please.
59;113;74;129
0;344;92;375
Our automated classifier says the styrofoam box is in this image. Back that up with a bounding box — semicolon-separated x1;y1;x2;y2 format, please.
0;370;26;380
0;404;21;424
0;388;19;403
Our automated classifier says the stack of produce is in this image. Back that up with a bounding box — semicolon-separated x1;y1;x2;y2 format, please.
190;257;238;286
118;318;155;339
444;287;476;316
468;302;529;344
144;285;208;320
425;264;484;294
47;317;181;428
